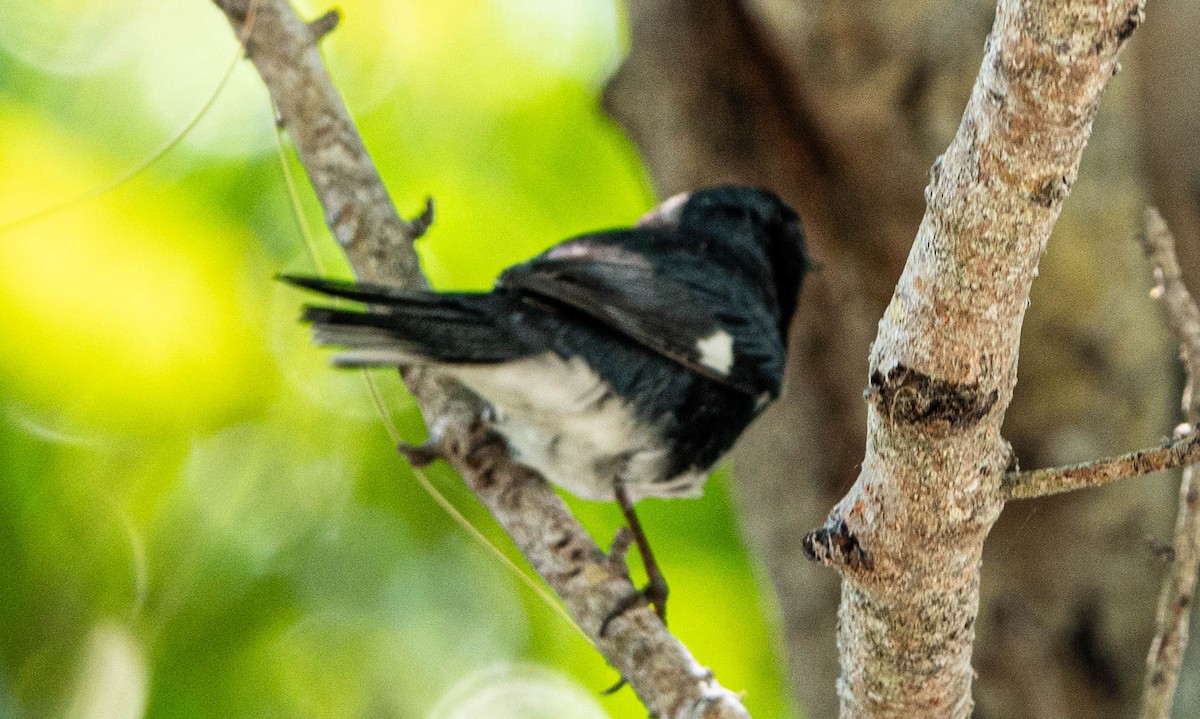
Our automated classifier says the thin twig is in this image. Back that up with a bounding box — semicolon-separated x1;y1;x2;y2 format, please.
1002;431;1200;500
208;1;750;717
1002;209;1200;715
1139;207;1200;719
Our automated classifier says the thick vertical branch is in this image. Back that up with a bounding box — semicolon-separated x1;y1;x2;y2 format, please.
209;1;752;717
806;1;1144;716
608;0;1179;715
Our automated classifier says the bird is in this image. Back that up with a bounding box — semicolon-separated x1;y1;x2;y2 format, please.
283;185;811;627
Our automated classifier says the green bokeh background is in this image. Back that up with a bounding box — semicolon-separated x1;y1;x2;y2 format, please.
0;2;796;717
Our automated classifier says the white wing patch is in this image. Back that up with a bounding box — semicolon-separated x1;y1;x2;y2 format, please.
696;330;734;374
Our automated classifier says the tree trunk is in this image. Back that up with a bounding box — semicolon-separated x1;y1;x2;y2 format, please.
607;0;1183;715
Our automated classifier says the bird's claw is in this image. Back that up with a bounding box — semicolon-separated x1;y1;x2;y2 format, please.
601;675;629;696
644;574;669;624
599;588;650;638
598;574;669;639
597;574;670;639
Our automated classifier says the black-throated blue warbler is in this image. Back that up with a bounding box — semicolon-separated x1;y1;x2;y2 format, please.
283;185;810;626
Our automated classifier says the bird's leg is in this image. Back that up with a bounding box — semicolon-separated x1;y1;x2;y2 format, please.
602;479;669;633
599;487;671;699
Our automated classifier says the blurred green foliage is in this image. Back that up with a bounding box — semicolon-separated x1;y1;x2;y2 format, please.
0;2;796;717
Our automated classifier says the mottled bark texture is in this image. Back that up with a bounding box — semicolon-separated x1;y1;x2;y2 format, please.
606;0;1184;716
819;1;1140;714
210;1;751;717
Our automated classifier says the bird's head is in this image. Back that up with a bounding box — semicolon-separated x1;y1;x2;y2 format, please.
642;186;811;340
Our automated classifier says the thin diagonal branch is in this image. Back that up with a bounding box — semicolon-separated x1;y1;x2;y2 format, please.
1002;431;1200;500
1142;208;1200;389
1139;207;1200;719
208;1;751;717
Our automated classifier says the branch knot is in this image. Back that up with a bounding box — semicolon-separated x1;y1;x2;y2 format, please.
866;365;998;434
803;518;872;572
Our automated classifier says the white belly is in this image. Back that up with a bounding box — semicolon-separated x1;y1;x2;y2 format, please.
446;354;709;502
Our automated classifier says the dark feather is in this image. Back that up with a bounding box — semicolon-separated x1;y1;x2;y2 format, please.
295;290;527;365
283;185;810;502
498;229;784;396
279;274;450;307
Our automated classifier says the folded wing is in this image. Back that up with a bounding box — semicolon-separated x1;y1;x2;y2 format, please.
497;230;784;397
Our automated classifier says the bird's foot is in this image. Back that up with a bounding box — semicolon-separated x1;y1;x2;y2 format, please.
606;526;635;569
643;574;669;624
609;481;670;630
599;589;650;638
599;528;670;638
595;578;670;697
595;529;638;696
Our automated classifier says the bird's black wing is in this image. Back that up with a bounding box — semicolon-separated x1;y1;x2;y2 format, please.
279;274;529;365
497;231;784;397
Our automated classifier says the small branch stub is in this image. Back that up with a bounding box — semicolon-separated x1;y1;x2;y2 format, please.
308;8;339;41
803;519;873;572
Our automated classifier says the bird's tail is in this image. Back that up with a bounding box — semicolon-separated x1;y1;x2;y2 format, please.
280;275;525;367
